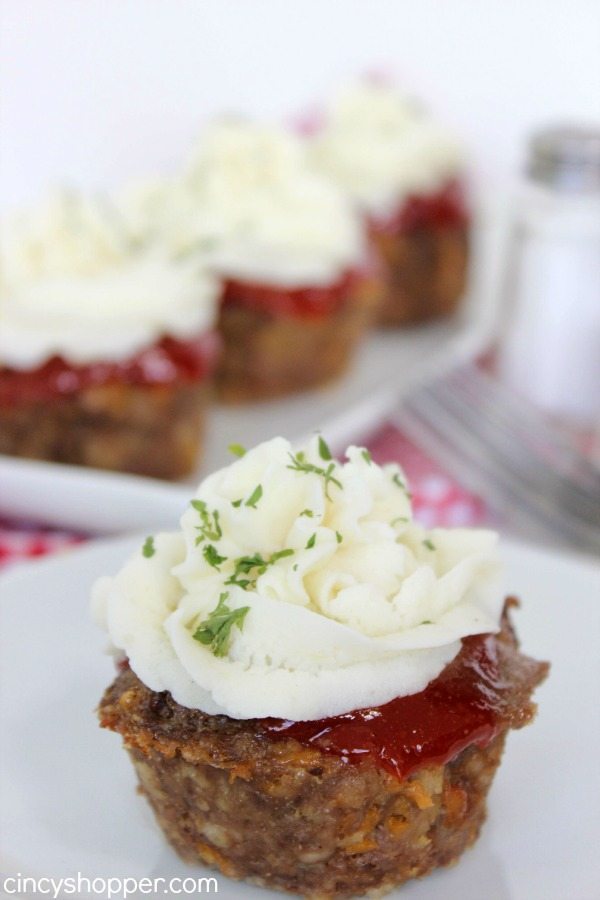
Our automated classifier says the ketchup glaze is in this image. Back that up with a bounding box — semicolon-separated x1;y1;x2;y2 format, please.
222;268;364;321
260;631;509;780
0;331;221;406
371;179;470;237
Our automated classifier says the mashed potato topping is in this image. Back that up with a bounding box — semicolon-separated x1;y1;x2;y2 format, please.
310;82;463;217
93;436;503;721
119;121;365;288
0;190;219;368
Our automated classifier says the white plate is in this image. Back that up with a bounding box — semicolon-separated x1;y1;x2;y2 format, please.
1;536;599;900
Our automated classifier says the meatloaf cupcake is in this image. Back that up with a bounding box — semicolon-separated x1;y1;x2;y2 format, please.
149;121;379;402
0;190;220;479
310;82;470;326
94;436;548;898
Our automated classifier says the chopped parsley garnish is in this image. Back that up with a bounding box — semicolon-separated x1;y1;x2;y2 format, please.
192;592;249;657
293;563;299;572
391;516;409;526
225;549;295;591
203;544;227;570
272;548;295;562
300;508;314;518
423;538;436;551
142;536;155;558
191;500;222;544
318;436;333;461
231;499;243;508
392;473;412;498
335;531;343;544
306;533;317;549
361;449;372;465
420;619;433;625
287;451;342;500
228;443;246;458
245;484;263;509
225;553;265;590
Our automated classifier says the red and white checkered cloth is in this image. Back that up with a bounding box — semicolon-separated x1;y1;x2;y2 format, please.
0;425;488;569
368;424;487;528
0;521;84;567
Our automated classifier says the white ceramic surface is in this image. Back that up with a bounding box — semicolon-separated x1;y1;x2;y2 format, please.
1;536;598;899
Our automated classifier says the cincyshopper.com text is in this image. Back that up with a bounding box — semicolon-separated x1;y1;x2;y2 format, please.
1;874;218;898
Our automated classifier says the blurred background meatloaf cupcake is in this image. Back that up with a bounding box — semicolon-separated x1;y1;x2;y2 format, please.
309;81;470;326
130;120;381;403
0;190;221;479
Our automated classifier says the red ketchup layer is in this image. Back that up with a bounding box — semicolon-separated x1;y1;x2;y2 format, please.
0;331;221;406
222;267;366;321
370;179;470;237
260;631;506;780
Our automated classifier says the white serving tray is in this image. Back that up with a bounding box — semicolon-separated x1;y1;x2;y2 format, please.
0;222;502;535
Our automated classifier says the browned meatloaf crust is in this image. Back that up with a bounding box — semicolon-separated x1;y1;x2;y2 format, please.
216;276;380;404
0;381;210;480
98;609;547;898
372;224;469;327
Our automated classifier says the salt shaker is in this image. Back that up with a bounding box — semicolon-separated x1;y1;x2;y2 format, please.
497;126;600;426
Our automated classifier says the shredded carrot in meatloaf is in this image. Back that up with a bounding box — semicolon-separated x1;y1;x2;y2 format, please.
443;784;469;825
403;780;434;810
195;843;238;878
386;815;410;836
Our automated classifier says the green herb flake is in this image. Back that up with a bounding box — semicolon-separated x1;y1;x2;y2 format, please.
318;436;333;461
228;443;246;458
226;553;264;590
306;533;317;549
271;548;295;562
203;544;227;570
293;563;299;572
142;536;155;558
300;508;314;518
392;473;412;498
361;449;372;465
231;499;243;508
335;531;343;544
225;549;295;591
423;538;436;551
192;592;250;658
245;484;263;509
391;516;409;526
420;619;433;625
191;499;222;544
287;451;342;500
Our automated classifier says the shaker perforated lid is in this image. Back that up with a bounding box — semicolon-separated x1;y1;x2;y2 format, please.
527;125;600;192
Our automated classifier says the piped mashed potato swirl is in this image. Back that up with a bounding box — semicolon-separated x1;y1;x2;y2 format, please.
310;82;463;217
94;437;503;721
118;120;365;288
0;190;219;369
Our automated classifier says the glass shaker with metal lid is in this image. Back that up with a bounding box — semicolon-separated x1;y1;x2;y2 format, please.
497;125;600;426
